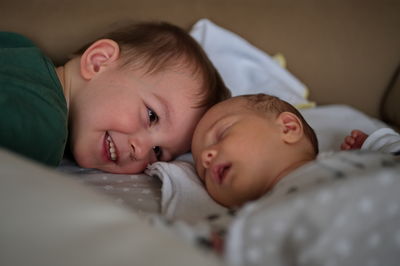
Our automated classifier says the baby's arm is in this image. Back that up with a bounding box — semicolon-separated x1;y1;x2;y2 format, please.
340;130;369;150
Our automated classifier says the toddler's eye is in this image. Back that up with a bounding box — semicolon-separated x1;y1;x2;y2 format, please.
153;146;162;160
147;107;159;124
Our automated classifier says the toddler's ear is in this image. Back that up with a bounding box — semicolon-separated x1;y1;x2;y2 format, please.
278;112;303;144
80;39;120;80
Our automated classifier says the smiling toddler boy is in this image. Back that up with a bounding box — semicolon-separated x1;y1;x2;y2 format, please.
0;21;230;173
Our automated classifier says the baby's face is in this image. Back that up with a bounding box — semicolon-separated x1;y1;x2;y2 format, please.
69;65;204;174
192;97;289;207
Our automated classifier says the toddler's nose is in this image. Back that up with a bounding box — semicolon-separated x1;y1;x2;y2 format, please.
201;148;217;169
129;136;154;162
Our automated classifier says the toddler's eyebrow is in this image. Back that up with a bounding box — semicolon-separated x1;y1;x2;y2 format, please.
153;93;171;126
152;93;174;161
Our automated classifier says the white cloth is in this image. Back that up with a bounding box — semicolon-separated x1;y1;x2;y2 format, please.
190;19;313;108
145;161;227;223
362;127;400;153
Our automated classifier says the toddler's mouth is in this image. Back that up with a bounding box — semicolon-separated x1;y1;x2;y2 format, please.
105;132;118;162
211;163;231;185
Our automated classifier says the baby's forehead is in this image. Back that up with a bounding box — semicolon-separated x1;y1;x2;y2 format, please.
218;96;257;113
204;97;261;123
220;96;248;108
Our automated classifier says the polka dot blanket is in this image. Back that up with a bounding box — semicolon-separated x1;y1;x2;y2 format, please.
225;150;400;266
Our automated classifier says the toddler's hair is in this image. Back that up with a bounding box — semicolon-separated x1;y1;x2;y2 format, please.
243;93;319;155
76;21;230;108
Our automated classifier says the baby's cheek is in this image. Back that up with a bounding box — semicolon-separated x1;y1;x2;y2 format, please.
207;185;236;207
205;182;220;202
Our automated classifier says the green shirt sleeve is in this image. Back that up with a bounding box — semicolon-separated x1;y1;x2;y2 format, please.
0;32;68;166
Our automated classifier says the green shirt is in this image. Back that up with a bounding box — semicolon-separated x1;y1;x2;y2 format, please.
0;32;68;166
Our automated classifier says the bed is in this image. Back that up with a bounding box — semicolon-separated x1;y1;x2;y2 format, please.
1;1;400;265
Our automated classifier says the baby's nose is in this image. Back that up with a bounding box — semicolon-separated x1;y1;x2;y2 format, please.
201;148;217;169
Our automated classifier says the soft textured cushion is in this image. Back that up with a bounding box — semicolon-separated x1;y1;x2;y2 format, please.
0;148;221;266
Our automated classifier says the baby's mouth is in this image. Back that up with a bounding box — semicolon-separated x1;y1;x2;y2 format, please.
105;132;118;162
211;163;231;185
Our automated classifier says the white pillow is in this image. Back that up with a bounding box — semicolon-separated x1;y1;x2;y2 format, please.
190;19;314;108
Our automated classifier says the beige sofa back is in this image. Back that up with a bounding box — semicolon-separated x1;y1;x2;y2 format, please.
1;0;399;119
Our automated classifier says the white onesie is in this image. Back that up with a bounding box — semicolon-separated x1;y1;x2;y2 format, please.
362;127;400;154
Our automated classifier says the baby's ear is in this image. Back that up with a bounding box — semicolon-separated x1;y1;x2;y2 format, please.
80;39;120;80
277;112;304;144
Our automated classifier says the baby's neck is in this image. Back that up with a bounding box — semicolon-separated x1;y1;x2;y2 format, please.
273;158;313;187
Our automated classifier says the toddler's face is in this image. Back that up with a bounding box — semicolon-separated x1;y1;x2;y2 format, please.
69;65;204;174
192;98;289;207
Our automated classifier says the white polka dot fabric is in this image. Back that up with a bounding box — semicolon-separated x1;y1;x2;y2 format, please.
226;151;400;266
58;159;162;215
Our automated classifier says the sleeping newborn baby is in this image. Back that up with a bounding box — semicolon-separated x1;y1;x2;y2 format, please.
191;93;319;207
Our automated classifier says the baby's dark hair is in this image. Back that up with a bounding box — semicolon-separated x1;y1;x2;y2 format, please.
76;21;231;108
243;93;319;155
